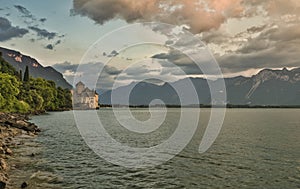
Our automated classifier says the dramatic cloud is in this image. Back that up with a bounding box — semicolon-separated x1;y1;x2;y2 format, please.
0;17;28;41
28;26;57;40
104;65;122;75
217;24;300;73
14;5;50;26
71;0;300;76
152;17;300;75
104;50;119;57
72;0;245;33
71;0;297;33
12;5;65;49
14;4;37;25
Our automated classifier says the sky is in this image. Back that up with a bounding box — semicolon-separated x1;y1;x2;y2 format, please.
0;0;300;89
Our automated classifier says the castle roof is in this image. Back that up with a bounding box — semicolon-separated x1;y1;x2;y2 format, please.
76;81;85;87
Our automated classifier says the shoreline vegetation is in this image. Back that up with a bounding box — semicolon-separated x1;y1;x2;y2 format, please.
0;112;40;189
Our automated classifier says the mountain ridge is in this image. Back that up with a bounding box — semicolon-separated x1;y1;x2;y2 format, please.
0;47;72;89
99;67;300;106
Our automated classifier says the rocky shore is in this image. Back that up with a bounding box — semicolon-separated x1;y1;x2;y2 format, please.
0;112;40;189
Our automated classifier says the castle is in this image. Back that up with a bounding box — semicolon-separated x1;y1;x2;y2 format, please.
72;81;99;109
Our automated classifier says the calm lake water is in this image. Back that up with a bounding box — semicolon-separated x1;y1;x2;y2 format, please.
22;109;300;188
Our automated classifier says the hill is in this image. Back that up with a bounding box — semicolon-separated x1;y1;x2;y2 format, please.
0;47;72;89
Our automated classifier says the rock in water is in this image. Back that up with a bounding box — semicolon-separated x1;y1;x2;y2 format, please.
0;181;6;189
21;181;28;188
0;148;5;155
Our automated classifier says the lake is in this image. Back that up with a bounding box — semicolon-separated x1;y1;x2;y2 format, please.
17;109;300;188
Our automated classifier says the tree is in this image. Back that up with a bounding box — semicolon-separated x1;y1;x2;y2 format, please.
19;70;22;81
23;66;29;82
0;94;4;108
0;73;22;112
29;78;58;110
0;73;20;100
55;87;72;109
0;56;17;76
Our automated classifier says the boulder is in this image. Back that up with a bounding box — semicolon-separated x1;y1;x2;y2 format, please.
15;120;29;127
0;181;6;189
0;148;5;155
5;148;12;156
4;120;39;133
0;159;7;170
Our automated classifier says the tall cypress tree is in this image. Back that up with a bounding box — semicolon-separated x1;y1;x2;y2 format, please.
23;66;29;82
19;70;22;81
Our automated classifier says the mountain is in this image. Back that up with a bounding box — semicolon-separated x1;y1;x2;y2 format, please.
0;47;72;89
100;67;300;106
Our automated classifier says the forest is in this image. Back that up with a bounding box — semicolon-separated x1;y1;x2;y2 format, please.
0;52;72;113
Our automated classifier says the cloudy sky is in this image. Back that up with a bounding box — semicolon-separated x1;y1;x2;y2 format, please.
0;0;300;89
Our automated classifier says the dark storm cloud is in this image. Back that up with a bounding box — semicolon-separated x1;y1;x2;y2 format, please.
44;40;62;50
217;24;300;73
14;5;32;17
104;50;119;57
28;26;57;40
39;18;47;23
246;25;267;34
152;49;213;67
158;60;203;75
104;66;122;75
152;50;187;63
55;40;61;45
13;5;37;24
218;47;300;73
0;17;29;41
45;44;54;50
152;50;211;75
14;5;50;26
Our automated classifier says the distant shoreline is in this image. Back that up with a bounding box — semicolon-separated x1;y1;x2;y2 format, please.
99;104;300;109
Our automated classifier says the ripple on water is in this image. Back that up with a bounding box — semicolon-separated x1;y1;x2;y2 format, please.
27;109;300;189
